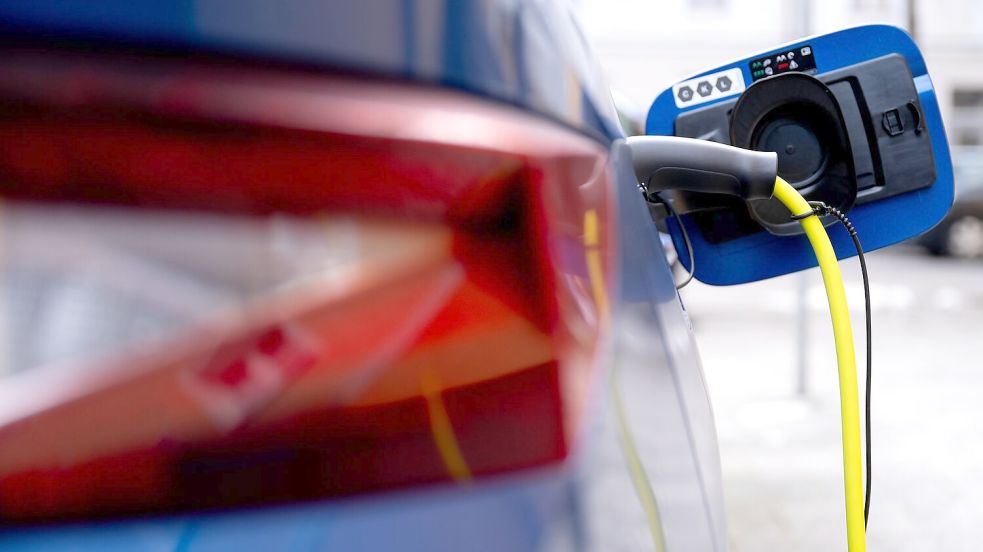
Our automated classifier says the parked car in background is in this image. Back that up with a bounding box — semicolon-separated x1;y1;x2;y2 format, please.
917;147;983;258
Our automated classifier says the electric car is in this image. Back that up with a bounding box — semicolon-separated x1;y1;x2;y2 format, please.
0;3;953;552
0;2;727;551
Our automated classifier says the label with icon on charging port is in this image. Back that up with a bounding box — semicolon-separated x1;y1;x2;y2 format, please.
750;44;817;81
671;67;746;108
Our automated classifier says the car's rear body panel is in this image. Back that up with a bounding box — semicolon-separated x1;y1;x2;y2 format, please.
0;0;622;142
0;2;726;550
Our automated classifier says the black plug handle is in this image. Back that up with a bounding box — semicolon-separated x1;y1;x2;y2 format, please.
627;136;777;200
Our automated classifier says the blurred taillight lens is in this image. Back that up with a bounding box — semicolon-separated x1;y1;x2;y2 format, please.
0;48;615;522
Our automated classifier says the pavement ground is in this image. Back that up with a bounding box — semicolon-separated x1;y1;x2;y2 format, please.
684;246;983;551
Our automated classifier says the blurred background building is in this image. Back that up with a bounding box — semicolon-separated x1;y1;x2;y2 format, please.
582;0;983;147
582;2;983;551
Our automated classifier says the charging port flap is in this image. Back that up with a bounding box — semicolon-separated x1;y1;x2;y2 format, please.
645;25;953;285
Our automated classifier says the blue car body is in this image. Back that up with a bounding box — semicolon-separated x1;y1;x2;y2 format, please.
0;2;725;550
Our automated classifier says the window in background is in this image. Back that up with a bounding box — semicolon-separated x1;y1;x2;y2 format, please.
854;0;889;9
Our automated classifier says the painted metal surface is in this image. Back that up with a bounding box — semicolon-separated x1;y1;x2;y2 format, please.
603;141;726;551
0;141;726;552
2;469;585;552
0;0;622;142
0;1;727;550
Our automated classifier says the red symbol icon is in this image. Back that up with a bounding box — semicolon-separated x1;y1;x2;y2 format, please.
187;324;321;428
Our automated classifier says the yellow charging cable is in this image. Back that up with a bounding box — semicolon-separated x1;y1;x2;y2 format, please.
773;176;866;552
610;367;668;551
586;208;668;551
421;369;473;483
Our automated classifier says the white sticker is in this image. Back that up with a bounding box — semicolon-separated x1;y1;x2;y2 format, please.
672;67;746;109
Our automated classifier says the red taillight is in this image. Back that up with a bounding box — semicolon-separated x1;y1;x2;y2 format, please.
0;49;615;522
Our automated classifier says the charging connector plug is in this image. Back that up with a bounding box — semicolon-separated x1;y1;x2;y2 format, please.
627;136;778;200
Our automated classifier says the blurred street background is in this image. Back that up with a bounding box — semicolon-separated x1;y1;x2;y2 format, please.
687;247;983;551
582;0;983;550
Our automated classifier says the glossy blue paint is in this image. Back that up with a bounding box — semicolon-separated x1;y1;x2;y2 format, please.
0;141;725;552
0;467;580;552
0;2;729;550
647;25;954;285
609;142;726;551
0;0;623;142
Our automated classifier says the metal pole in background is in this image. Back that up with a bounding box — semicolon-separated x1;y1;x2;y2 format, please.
795;270;810;396
793;0;811;397
907;0;918;40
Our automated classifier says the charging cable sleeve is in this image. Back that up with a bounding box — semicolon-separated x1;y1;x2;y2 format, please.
774;177;866;552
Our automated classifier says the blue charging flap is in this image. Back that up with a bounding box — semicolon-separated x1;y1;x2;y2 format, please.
646;25;953;285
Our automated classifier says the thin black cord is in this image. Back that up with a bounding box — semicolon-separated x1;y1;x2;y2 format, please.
659;194;695;290
793;202;872;527
825;206;873;528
